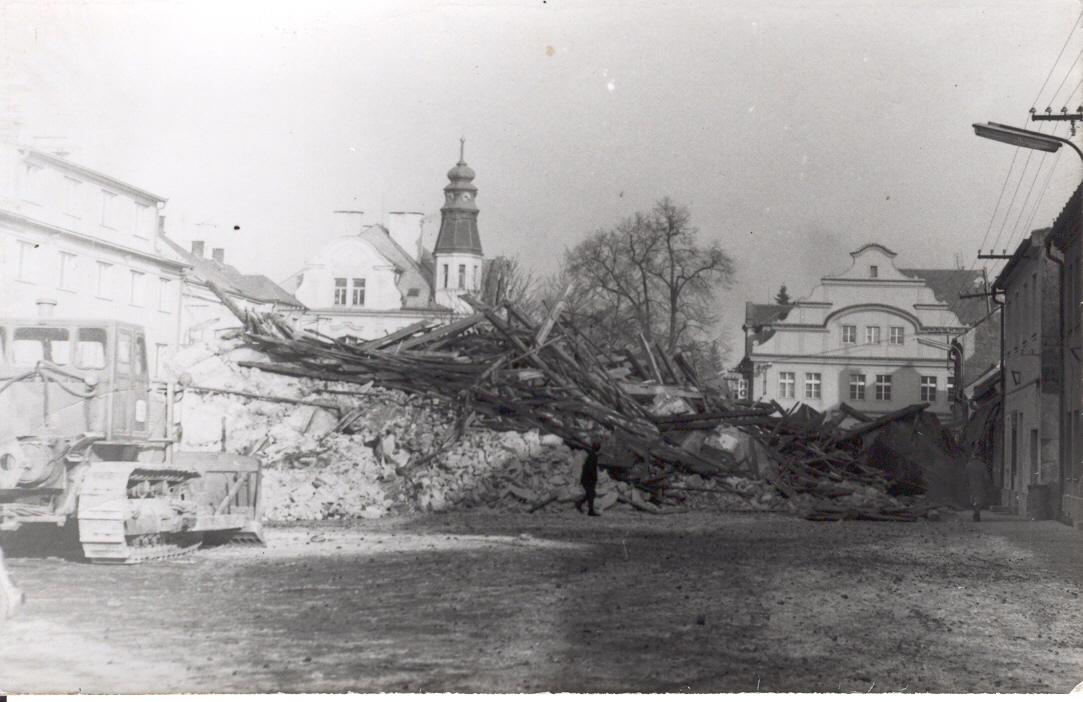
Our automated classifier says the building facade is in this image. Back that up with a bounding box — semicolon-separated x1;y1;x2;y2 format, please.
0;142;185;378
740;244;984;420
992;228;1061;517
1048;184;1082;528
159;236;305;350
285;146;485;339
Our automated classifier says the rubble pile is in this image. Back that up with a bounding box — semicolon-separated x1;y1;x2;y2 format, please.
169;338;660;520
197;290;969;522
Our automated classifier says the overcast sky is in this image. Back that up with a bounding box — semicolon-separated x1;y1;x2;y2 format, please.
3;0;1080;359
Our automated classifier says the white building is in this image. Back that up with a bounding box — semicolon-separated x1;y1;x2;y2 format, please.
159;236;305;348
285;145;486;339
739;244;985;420
0;142;185;378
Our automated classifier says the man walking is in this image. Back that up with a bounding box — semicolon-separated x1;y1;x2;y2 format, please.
575;441;602;517
965;452;990;522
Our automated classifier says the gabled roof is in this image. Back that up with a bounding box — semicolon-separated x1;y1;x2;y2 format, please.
744;302;793;329
899;268;987;326
990;228;1050;292
743;302;793;347
159;234;304;308
358;225;440;309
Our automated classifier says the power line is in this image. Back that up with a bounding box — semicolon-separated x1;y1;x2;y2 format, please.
1046;46;1083;109
989;146;1040;255
1032;8;1083;110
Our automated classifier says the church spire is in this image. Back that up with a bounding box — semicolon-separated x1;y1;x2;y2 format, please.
433;140;482;256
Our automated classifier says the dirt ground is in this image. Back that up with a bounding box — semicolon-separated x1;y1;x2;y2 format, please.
0;507;1081;694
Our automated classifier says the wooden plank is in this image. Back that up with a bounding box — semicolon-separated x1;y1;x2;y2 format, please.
618;383;706;399
393;313;486;351
652;341;681;385
357;320;437;351
533;281;574;348
637;333;665;384
828;403;930;447
186;384;342;410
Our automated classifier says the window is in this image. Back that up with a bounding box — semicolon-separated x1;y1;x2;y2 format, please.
158;278;171;311
117;331;131;367
946;374;956;399
778;372;795;399
75;328;107;370
869;265;878;278
63;177;82;216
442;264;449;288
132;336;147;378
101;190;117;227
875;374;892;401
458;264;466;289
22;162;44;203
134;203;152;239
849;373;866;400
865;326;881;345
95;261;113;299
920;376;937;403
352;278;365;306
13;327;70;365
17;240;38;281
129;270;145;306
58;252;78;291
805;372;821;399
842;325;856;344
333;278;347;306
889;326;904;345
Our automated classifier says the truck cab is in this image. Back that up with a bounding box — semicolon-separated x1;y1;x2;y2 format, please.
0;319;153;445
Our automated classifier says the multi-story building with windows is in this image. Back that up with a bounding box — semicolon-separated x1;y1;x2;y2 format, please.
285;145;486;339
0;142;185;378
739;243;986;420
991;227;1061;518
1047;184;1082;528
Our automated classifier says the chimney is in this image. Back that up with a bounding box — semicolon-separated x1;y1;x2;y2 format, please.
36;297;57;318
333;210;364;238
191;240;205;258
387;211;424;260
212;248;225;264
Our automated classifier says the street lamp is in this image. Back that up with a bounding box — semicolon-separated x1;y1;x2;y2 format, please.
972;122;1083;161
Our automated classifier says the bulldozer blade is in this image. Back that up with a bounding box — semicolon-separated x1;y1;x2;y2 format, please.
229;519;266;546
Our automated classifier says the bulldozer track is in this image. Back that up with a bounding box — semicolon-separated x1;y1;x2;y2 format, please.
85;533;204;565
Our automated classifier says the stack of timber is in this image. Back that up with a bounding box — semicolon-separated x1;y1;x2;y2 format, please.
212;292;968;521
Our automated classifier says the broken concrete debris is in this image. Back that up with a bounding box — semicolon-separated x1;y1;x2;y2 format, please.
169;296;970;522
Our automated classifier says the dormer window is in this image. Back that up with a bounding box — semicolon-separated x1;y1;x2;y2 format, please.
869;265;878;278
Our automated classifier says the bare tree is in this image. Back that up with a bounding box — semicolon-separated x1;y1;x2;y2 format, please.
561;198;736;362
480;255;543;318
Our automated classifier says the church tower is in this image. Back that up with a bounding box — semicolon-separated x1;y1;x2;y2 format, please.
433;140;484;312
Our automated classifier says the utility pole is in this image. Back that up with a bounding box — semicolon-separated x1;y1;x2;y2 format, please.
1030;106;1083;135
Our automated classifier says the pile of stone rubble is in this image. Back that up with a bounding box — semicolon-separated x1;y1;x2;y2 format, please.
169;337;769;520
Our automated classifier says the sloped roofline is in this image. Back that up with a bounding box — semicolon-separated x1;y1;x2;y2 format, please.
18;145;168;203
850;243;898;257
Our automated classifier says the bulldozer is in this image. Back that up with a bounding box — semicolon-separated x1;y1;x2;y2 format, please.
0;316;263;564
